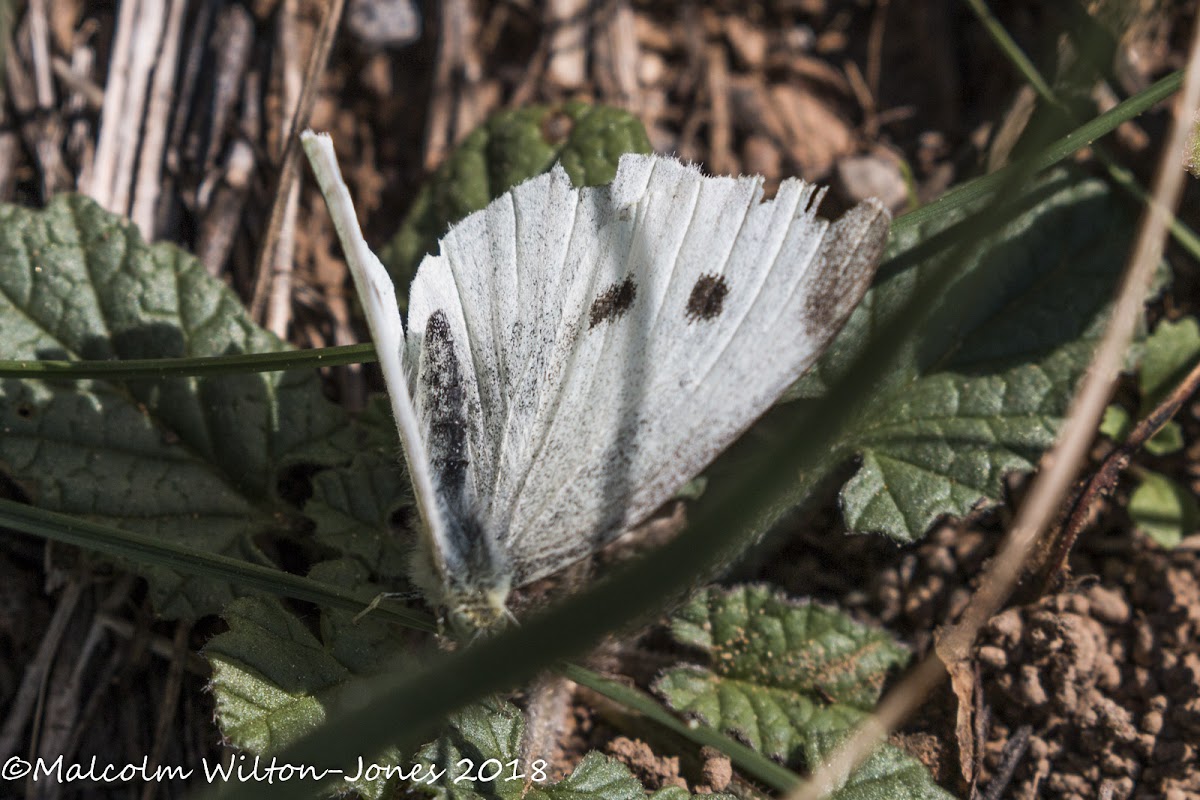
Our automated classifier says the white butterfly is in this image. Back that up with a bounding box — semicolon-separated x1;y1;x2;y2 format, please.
302;132;890;632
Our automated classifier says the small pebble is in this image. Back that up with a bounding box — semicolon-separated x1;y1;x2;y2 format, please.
976;645;1008;669
1087;585;1130;624
834;152;908;213
346;0;421;48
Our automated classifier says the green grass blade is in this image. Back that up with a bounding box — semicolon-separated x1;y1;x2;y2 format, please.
0;498;435;632
897;67;1182;233
957;0;1200;260
561;663;802;792
961;0;1056;100
0;343;375;379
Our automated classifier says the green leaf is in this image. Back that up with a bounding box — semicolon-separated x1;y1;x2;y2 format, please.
380;102;651;305
666;586;907;712
0;194;354;617
205;572;410;799
811;744;959;800
413;699;527;800
1144;421;1184;456
1139;317;1200;406
647;791;707;800
801;171;1136;541
206;598;349;753
1100;404;1131;442
524;753;644;800
1099;319;1199;456
531;754;721;800
655;667;864;764
656;586;952;800
414;701;732;800
305;449;412;581
1129;469;1199;549
306;398;414;583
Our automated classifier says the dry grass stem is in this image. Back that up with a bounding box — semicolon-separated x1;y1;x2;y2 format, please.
0;580;85;758
26;0;54;108
131;0;185;239
265;0;305;338
113;0;166;216
249;0;348;319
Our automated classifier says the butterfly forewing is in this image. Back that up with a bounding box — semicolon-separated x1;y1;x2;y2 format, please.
505;160;882;586
407;154;889;591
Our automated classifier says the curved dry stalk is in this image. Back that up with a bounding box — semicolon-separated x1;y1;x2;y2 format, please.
785;10;1200;799
1042;353;1200;590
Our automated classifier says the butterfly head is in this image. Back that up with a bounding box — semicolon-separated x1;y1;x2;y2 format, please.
409;540;515;636
443;581;516;636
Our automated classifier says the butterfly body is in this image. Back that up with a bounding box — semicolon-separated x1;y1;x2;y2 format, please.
303;133;891;633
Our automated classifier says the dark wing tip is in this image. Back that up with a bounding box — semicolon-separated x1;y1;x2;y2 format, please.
801;199;892;340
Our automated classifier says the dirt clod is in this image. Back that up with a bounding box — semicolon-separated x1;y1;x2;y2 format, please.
698;745;733;792
977;542;1200;799
606;736;688;792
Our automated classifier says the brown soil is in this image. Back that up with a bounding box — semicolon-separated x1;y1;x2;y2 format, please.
977;539;1200;800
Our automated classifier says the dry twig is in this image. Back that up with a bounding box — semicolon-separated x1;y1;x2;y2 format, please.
979;724;1032;800
705;43;732;175
52;52;102;108
197;138;256;277
7;18;68;196
26;0;54;108
140;622;190;800
423;0;478;172
863;0;888;136
546;0;588;89
194;4;254;211
0;106;19;201
1040;354;1200;590
114;0;167;215
604;0;639;108
0;580;85;758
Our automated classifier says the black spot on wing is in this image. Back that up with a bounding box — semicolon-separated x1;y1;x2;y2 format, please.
589;277;637;328
686;274;729;322
422;311;469;497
